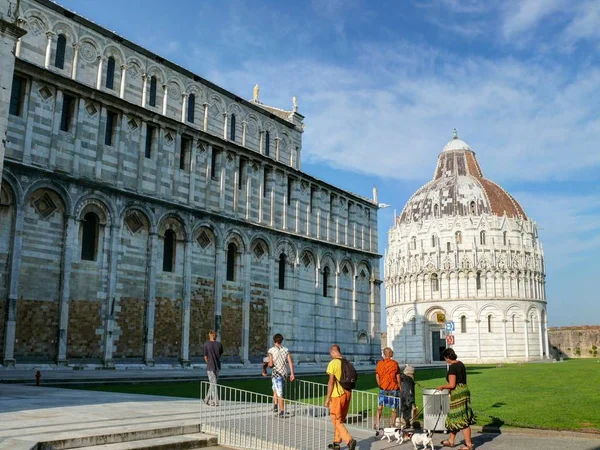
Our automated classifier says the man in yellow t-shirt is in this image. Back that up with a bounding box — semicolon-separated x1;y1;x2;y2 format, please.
325;344;357;450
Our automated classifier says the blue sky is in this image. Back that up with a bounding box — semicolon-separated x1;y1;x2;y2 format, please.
59;0;599;327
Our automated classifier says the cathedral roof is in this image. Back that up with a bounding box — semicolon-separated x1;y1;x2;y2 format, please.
398;132;527;224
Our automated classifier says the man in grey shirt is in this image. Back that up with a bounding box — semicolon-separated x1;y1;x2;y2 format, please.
203;330;223;406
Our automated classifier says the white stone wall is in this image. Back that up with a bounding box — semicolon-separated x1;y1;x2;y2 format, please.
385;213;548;363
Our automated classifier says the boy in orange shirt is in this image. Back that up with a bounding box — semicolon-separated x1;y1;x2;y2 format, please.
374;347;401;432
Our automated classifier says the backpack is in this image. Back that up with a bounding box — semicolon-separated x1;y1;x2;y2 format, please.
338;358;358;391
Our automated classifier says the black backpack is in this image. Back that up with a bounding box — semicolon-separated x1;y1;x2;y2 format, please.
338;358;358;391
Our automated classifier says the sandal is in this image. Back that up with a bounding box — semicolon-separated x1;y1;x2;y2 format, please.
457;446;474;450
441;440;455;447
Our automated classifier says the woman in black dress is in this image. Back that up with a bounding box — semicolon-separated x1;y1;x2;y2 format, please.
437;348;475;449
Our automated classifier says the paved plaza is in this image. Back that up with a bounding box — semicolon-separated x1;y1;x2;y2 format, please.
0;384;598;449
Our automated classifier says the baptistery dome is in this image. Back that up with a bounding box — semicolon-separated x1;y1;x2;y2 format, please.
399;134;526;224
385;132;548;364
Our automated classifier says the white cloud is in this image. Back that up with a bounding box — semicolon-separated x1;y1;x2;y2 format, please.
501;0;567;38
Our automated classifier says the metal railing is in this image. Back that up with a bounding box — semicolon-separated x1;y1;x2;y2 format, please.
199;381;332;450
284;379;403;431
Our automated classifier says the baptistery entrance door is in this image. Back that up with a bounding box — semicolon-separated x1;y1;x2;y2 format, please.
431;330;445;361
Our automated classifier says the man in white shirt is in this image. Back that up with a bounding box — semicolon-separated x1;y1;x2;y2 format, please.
267;333;295;417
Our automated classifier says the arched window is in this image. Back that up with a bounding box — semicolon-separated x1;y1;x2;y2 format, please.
480;230;486;245
410;317;417;335
476;271;482;290
55;34;67;69
470;201;476;215
81;212;98;261
322;266;330;297
487;314;493;333
447;242;451;252
411;236;417;250
431;273;439;292
226;242;237;281
460;315;467;333
278;252;286;290
187;93;195;123
149;76;157;107
431;235;436;248
106;56;115;89
162;229;176;272
265;131;270;156
512;314;516;333
230;113;236;141
455;231;462;244
503;231;508;246
434;204;439;217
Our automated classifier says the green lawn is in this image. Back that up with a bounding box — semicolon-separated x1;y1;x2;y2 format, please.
63;359;599;432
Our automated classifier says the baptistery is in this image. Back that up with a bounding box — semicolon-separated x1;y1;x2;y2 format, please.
385;131;548;363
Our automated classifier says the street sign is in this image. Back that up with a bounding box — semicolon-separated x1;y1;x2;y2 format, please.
445;321;455;332
446;335;455;345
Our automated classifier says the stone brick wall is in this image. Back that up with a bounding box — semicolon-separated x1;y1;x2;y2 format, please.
221;284;243;360
114;297;145;360
549;326;600;358
67;300;102;359
15;299;58;359
154;297;182;360
189;278;215;360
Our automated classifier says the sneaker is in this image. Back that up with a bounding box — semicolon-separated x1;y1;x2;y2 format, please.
327;443;341;450
273;404;278;413
278;411;291;418
347;438;357;450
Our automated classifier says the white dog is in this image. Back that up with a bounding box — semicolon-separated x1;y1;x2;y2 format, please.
410;429;434;450
379;427;405;443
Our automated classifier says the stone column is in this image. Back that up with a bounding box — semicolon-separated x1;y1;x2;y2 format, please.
2;205;24;366
102;224;120;367
162;84;168;115
181;93;187;123
214;246;225;340
14;19;25;58
180;238;192;366
56;215;77;365
352;275;357;321
144;232;158;365
141;74;148;106
524;319;530;360
223;113;228;140
544;318;550;358
71;43;79;80
44;31;54;68
242;251;251;364
275;137;280;161
203;103;208;132
119;64;127;99
96;56;104;90
475;319;482;361
0;15;26;194
241;121;247;146
538;315;544;359
502;319;508;359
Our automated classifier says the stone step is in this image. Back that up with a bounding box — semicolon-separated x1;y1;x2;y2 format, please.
36;422;205;449
75;433;219;449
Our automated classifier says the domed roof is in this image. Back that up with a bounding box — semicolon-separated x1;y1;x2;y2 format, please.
399;131;527;224
442;131;472;152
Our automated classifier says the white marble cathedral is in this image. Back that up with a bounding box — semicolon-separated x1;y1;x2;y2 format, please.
385;132;549;363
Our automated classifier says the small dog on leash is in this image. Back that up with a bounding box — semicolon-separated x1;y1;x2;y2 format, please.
379;427;405;443
410;429;434;450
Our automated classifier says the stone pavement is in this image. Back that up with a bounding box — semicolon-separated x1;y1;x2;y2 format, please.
0;384;598;450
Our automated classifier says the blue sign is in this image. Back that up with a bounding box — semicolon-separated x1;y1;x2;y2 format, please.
445;321;455;332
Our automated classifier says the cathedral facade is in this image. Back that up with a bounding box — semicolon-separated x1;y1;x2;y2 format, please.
385;133;548;363
0;0;381;366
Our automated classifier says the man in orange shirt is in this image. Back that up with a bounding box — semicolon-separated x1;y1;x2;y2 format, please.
374;347;402;432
